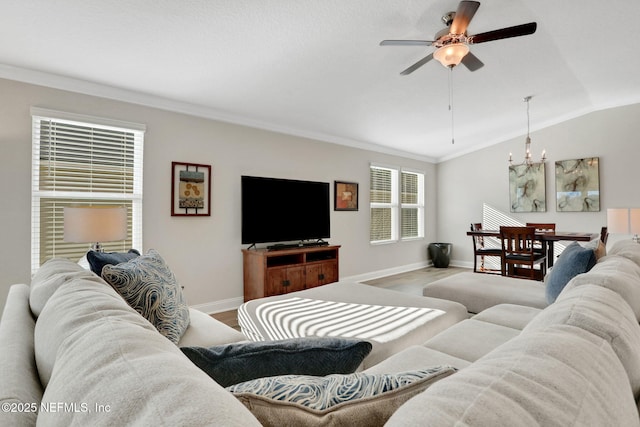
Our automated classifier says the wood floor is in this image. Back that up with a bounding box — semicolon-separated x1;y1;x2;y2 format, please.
210;266;470;329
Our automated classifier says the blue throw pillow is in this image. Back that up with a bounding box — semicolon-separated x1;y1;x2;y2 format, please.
181;337;372;387
545;242;597;304
87;249;140;276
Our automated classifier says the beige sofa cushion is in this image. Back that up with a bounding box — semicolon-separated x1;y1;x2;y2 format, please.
36;269;260;426
0;284;43;427
178;308;246;347
422;272;547;314
608;239;640;265
471;303;542;330
525;284;640;399
387;325;640;427
364;346;471;375
561;255;640;321
29;258;97;317
423;319;520;363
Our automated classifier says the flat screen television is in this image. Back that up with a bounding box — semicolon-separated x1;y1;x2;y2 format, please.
241;175;330;246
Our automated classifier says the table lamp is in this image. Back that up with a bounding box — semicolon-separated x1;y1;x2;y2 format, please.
607;208;640;243
64;206;127;252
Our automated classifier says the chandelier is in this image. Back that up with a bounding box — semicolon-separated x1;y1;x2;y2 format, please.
509;96;546;165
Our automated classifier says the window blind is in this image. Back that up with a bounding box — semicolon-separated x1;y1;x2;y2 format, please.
370;165;398;243
400;170;424;239
31;108;144;273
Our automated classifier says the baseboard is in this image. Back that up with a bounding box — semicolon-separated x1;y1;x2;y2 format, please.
191;296;244;315
342;261;429;283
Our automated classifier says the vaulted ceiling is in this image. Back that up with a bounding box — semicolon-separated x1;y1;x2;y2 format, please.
1;0;638;162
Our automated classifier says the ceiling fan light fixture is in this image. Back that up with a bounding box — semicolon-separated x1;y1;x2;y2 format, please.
433;43;469;68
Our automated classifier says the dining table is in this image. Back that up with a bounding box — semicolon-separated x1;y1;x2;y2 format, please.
466;229;599;268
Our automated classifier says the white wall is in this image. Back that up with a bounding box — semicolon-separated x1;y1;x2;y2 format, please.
437;103;640;265
0;78;436;314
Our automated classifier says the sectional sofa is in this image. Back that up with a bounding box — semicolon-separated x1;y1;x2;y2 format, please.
1;240;640;425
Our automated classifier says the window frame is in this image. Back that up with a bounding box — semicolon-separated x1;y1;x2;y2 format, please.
369;164;425;245
30;107;145;274
400;168;425;241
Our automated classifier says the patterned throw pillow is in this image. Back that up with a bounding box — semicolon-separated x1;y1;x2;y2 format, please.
227;366;457;426
101;249;190;344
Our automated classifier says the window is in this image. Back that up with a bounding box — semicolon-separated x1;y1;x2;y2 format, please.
370;166;398;243
370;165;424;244
400;170;424;239
31;108;145;273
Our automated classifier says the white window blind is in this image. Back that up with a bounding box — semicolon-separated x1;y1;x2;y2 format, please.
31;108;145;273
401;170;424;239
370;165;398;243
370;165;425;244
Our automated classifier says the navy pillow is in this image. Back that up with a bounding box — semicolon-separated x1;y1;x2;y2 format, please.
87;249;140;276
181;337;372;387
545;242;597;304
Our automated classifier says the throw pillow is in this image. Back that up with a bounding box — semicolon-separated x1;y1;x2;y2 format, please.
87;249;141;277
545;242;596;304
181;337;373;387
227;366;457;426
101;249;190;344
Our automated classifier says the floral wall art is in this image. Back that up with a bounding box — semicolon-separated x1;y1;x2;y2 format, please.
509;163;546;212
555;157;600;212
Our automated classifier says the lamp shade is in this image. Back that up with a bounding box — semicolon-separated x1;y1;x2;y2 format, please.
64;206;127;243
433;43;469;68
607;208;630;234
630;208;640;235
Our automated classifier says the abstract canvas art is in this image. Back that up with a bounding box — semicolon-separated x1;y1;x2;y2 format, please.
334;181;358;211
509;163;546;212
555;157;600;212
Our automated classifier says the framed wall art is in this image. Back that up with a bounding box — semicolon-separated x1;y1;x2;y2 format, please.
555;157;600;212
334;181;358;211
509;163;546;212
171;162;211;216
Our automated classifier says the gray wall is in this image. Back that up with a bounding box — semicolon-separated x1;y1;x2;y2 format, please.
0;78;436;314
437;103;640;265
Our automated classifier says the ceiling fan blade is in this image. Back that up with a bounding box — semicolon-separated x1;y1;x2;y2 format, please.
380;40;433;46
400;53;434;75
461;51;484;71
469;22;537;44
450;1;480;35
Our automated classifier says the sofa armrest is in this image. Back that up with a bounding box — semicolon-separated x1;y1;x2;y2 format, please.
0;284;43;426
178;308;247;348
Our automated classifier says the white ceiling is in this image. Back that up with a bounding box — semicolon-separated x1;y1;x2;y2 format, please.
1;0;639;162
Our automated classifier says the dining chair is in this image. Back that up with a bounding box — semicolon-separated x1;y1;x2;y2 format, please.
525;222;556;256
600;226;609;244
500;226;547;280
470;223;502;274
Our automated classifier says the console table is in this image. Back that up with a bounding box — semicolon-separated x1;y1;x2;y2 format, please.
242;245;340;301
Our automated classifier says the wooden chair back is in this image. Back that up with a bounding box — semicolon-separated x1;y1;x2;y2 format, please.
470;222;501;274
500;226;547;280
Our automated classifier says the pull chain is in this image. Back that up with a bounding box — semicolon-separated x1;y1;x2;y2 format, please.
448;67;455;144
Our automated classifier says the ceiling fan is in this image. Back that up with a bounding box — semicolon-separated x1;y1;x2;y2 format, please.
380;1;537;74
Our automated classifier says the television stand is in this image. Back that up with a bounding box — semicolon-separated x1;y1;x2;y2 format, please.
242;245;340;301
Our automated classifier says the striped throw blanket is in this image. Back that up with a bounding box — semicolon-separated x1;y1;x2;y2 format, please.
238;297;445;343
